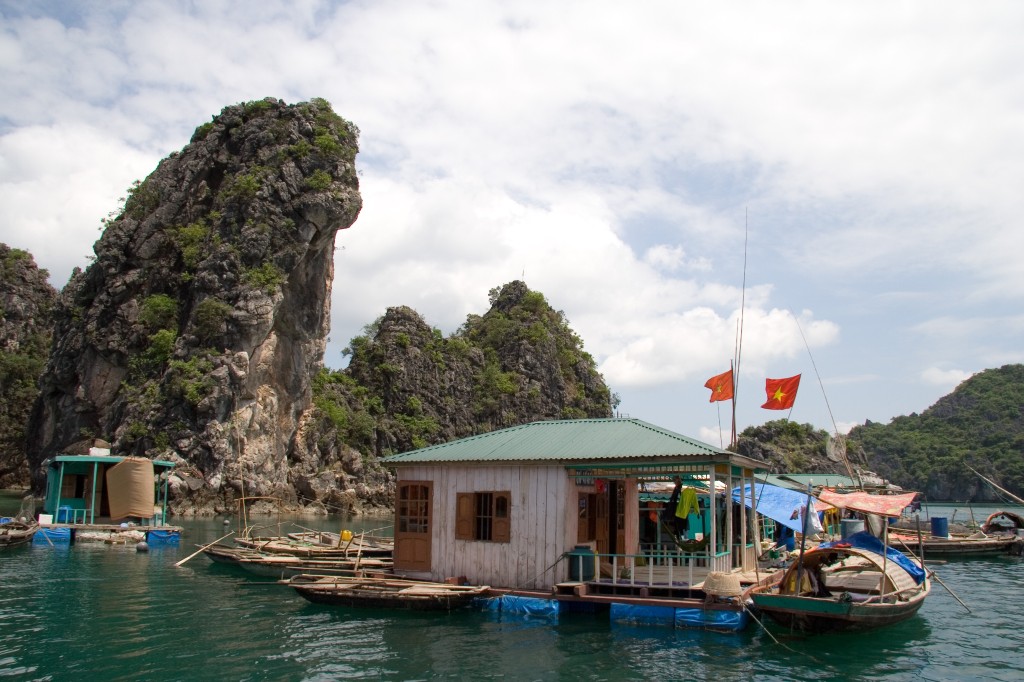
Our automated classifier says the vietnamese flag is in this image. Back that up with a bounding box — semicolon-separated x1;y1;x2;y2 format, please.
704;369;734;402
761;374;801;410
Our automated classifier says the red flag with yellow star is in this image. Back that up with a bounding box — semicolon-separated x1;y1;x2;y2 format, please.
704;369;734;402
761;374;801;410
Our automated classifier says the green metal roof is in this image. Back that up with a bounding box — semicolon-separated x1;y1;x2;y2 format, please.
382;418;759;466
758;473;860;490
47;454;177;469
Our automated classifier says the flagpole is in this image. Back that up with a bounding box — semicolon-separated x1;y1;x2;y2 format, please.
732;211;749;450
730;359;737;449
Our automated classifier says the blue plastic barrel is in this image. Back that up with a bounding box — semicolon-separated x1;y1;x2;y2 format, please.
567;545;596;581
56;506;72;523
931;517;949;537
783;535;795;551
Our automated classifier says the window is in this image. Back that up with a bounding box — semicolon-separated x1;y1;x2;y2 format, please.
398;483;430;534
456;491;511;542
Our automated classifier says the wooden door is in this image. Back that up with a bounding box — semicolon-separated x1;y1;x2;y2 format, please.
394;481;432;571
595;490;609;554
613;481;625;555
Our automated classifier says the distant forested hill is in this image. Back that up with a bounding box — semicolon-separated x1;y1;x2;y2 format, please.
849;364;1024;501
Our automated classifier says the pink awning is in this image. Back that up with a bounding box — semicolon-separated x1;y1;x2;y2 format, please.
817;489;919;517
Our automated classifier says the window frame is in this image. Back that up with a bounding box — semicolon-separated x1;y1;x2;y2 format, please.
455;490;511;543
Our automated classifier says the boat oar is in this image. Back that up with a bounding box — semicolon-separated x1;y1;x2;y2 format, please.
893;536;970;614
175;531;235;567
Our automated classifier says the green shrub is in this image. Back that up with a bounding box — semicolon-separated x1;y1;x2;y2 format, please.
243;262;285;293
170;221;211;270
306;169;332;191
140;294;178;330
123;179;160;219
167;356;215;406
194;298;233;341
145;329;177;366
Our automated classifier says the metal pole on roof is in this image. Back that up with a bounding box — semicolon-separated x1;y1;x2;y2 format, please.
794;481;813;598
89;461;98;524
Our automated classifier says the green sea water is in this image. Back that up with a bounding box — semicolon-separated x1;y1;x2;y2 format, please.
2;494;1022;681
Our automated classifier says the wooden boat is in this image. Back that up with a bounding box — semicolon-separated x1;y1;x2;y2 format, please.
282;574;490;611
202;542;392;577
749;538;930;632
287;531;394;555
981;510;1024;534
235;535;392;559
890;530;1018;557
0;519;38;548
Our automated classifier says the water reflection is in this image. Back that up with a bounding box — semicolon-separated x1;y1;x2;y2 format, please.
1;513;1021;680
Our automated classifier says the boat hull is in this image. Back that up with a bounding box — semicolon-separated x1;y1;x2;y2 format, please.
750;583;929;632
0;521;38;548
286;576;488;612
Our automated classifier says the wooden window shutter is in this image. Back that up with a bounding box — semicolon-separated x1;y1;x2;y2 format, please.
492;492;511;543
455;493;474;540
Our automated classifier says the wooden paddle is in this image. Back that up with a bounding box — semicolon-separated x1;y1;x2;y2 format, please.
175;531;235;567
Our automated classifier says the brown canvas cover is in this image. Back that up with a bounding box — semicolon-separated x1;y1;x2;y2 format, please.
105;457;155;520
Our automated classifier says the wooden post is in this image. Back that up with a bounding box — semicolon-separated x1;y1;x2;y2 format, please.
794;482;812;595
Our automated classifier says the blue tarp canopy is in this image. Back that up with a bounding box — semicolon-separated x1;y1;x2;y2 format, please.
732;483;827;535
820;531;927;584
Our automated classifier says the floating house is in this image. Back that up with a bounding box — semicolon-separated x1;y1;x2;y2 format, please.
36;442;182;545
381;418;772;631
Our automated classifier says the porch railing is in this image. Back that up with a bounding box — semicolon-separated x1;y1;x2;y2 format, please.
564;549;731;588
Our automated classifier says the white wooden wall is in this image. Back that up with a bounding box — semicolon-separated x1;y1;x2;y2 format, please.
397;465;574;589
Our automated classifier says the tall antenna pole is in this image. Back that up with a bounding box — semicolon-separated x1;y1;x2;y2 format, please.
732;210;749;449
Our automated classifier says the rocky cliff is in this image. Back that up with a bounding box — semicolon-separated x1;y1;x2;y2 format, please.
26;98;362;514
0;246;57;487
345;281;614;452
288;281;615;511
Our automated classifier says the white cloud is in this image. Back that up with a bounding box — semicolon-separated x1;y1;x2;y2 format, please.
2;1;1023;439
921;367;973;389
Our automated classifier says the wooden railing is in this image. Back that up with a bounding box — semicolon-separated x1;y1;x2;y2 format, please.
566;549;732;587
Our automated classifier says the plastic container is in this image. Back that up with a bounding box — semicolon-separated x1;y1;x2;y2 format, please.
930;517;949;538
783;535;795;551
340;530;353;542
567;545;596;581
145;529;181;546
56;506;72;523
841;518;865;539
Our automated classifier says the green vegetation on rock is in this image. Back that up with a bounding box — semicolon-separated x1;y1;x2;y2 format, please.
849;364;1024;500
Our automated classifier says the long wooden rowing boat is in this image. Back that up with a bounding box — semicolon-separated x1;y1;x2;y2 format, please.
235;535;393;558
890;530;1018;557
282;575;489;611
202;543;392;577
749;541;930;632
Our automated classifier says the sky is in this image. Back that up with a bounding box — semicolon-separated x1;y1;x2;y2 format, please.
2;1;1022;448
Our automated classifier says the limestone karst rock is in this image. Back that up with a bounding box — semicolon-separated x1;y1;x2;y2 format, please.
26;98;361;514
0;245;57;488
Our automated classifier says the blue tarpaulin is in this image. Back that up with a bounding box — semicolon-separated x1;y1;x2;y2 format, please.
732;483;825;535
819;530;927;584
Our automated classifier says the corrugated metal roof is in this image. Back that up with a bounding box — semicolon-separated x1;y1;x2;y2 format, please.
758;473;860;490
382;418;730;465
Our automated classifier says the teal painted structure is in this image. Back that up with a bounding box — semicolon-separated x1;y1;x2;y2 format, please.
42;455;176;525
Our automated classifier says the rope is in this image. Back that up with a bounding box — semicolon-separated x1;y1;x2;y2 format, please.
743;604;821;661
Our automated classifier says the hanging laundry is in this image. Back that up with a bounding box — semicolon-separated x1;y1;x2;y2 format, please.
676;487;700;519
